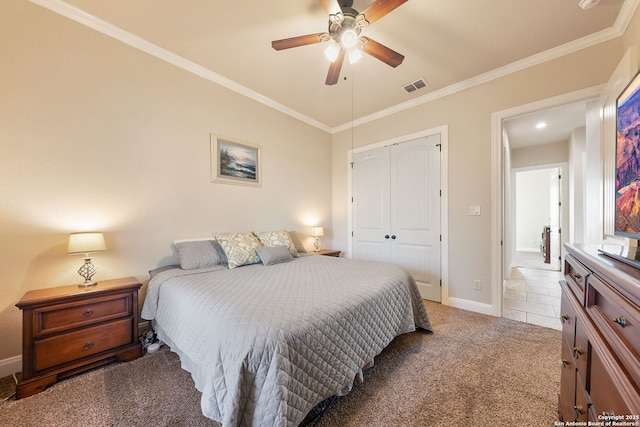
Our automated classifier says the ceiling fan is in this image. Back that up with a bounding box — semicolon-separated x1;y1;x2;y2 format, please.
272;0;408;85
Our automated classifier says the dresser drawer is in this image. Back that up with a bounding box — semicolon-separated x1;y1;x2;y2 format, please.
560;337;577;422
565;255;589;303
35;292;133;337
575;375;589;422
589;344;639;418
574;316;589;386
34;317;133;371
560;284;577;348
586;274;640;387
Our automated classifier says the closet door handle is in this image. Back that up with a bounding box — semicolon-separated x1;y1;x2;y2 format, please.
384;235;390;239
391;235;397;240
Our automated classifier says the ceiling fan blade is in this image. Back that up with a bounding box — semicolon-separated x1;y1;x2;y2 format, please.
319;0;342;16
326;50;345;85
360;0;408;25
361;37;404;67
272;33;327;50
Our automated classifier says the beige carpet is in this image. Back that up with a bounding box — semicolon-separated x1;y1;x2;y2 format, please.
0;301;561;426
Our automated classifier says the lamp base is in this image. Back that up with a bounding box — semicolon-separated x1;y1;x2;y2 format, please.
78;281;98;288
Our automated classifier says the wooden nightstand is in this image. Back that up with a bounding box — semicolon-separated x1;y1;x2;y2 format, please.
15;277;142;399
315;249;341;257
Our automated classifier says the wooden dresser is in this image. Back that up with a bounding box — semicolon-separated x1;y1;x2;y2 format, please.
15;277;142;399
559;244;640;422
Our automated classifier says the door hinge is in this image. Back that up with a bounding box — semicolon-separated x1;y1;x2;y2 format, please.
352;231;354;237
436;143;441;152
439;279;442;287
439;234;442;242
559;201;561;207
439;189;442;197
351;197;354;203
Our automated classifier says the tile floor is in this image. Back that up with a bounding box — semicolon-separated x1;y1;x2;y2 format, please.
503;251;563;331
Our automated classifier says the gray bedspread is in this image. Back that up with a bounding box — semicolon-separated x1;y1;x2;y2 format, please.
141;254;431;427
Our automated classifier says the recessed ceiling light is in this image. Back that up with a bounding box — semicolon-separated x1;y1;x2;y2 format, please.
536;122;547;129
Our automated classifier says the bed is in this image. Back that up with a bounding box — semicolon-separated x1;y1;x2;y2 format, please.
141;233;431;427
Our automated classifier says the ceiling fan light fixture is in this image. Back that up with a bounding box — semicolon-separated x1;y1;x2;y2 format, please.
347;47;362;64
341;29;358;49
324;42;341;62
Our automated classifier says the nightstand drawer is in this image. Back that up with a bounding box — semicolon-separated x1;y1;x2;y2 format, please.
34;317;133;371
36;292;133;336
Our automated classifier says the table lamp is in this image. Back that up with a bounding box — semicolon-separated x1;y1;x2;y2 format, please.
67;232;106;287
311;227;324;253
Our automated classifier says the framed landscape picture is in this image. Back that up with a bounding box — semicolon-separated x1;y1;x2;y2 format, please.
210;134;261;187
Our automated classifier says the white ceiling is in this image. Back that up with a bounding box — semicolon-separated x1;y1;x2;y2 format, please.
36;0;635;133
504;100;592;149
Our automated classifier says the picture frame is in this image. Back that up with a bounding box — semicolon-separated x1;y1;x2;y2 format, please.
210;134;262;187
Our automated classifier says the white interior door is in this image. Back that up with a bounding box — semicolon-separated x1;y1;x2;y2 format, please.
352;135;442;302
352;146;391;263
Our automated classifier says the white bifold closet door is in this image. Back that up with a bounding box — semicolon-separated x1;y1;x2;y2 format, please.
352;134;442;302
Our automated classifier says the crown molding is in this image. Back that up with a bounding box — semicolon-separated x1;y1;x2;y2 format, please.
30;0;640;135
332;0;640;133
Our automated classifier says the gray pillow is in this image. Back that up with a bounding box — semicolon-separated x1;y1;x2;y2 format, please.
174;240;227;270
255;245;294;266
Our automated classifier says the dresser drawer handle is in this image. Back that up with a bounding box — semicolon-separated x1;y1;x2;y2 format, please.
612;316;627;328
562;359;570;368
573;347;584;358
83;341;94;350
571;273;582;280
83;308;94;317
561;314;570;323
574;405;584;416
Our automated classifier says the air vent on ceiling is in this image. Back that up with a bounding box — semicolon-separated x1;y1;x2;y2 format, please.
402;78;428;94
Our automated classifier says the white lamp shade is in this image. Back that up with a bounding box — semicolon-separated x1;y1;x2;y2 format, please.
67;232;107;254
311;227;324;237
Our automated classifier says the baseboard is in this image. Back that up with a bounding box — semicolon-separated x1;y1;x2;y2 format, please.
0;355;21;378
446;297;498;317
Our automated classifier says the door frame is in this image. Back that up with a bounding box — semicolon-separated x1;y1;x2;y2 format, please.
491;85;603;317
511;164;568;270
347;124;449;304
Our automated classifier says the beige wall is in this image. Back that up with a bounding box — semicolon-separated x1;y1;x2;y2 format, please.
0;1;332;361
331;39;626;307
511;140;569;169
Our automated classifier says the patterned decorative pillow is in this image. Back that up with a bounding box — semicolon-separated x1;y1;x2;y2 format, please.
254;230;299;258
213;232;262;269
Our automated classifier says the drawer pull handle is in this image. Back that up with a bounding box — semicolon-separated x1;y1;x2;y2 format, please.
574;405;584;416
561;314;570;323
562;359;569;368
83;341;94;350
573;347;584;358
83;309;93;317
612;316;627;327
571;273;582;280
